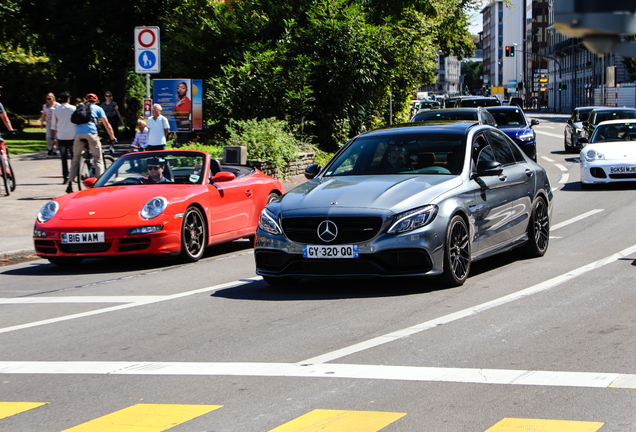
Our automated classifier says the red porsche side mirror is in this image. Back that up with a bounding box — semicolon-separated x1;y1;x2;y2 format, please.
211;171;236;182
83;177;97;188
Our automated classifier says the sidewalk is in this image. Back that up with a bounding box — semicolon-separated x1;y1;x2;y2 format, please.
0;143;307;265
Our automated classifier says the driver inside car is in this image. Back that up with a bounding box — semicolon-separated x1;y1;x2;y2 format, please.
143;158;172;184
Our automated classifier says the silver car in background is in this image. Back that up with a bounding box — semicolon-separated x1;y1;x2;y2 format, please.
255;122;552;287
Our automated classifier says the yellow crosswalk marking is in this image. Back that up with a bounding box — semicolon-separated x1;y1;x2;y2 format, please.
269;409;406;432
0;402;48;420
486;418;604;432
60;403;222;432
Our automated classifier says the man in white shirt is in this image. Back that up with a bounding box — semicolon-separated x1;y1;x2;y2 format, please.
51;93;76;184
147;104;170;151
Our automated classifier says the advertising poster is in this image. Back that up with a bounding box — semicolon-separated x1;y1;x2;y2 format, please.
192;79;203;130
143;99;153;117
153;79;192;132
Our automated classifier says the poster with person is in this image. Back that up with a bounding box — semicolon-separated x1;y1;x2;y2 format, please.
153;79;192;132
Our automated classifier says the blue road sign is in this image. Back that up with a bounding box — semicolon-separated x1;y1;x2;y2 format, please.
138;51;157;70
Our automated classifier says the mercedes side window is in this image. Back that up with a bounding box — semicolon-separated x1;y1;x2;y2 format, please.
486;130;516;165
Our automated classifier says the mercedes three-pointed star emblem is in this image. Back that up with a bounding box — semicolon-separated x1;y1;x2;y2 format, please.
317;220;338;243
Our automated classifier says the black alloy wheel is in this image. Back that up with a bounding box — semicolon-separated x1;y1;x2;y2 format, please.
523;196;550;257
441;215;471;287
266;192;281;204
180;206;207;262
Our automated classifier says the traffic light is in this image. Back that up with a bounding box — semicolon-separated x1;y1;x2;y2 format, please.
505;46;510;57
510;46;515;57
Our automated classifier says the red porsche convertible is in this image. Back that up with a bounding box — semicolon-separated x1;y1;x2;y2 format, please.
33;150;285;266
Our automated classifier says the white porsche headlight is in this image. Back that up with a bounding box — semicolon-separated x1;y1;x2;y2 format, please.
585;149;605;162
388;205;438;234
141;197;168;219
259;208;283;236
37;201;59;223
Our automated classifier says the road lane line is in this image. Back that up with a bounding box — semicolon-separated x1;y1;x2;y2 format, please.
555;164;568;172
298;243;636;365
269;409;406;432
559;174;569;184
60;404;222;432
0;278;262;334
551;209;604;231
536;130;563;139
0;361;628;389
541;156;555;162
0;402;48;420
0;296;167;304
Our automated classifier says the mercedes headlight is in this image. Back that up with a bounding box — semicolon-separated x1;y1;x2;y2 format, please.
140;197;167;219
585;149;605;162
388;205;438;234
259;208;283;236
37;201;59;223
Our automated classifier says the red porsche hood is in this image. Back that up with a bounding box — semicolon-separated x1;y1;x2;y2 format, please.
58;185;195;220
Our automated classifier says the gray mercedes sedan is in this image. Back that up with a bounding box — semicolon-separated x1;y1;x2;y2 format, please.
255;122;552;287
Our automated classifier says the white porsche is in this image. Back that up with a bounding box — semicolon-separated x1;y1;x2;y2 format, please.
579;119;636;189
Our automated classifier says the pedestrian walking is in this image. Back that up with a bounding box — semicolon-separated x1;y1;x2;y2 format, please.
66;93;117;193
100;91;124;151
50;93;76;184
147;104;170;151
40;92;59;155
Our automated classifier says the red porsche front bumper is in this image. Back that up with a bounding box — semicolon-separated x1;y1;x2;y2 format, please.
33;216;184;259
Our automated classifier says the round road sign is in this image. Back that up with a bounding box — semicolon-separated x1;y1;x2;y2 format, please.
138;29;156;48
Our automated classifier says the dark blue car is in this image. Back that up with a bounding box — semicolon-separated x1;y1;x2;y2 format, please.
486;106;540;161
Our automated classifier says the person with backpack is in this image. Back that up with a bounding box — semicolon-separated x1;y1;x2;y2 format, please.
66;93;117;193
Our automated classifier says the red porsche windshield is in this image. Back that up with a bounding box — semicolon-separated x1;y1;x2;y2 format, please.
95;152;207;187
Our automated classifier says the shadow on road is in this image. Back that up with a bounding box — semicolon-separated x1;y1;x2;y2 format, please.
212;250;523;301
1;239;254;276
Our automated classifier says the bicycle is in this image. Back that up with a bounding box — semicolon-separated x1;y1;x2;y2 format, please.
0;131;16;196
76;138;116;190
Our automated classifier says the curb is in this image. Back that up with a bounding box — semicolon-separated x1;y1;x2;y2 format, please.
1;248;39;266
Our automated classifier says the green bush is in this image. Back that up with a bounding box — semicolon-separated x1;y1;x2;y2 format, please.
225;118;301;175
167;142;224;160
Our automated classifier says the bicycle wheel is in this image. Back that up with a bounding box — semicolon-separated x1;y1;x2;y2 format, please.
6;156;16;192
1;156;9;196
103;154;115;171
77;160;91;190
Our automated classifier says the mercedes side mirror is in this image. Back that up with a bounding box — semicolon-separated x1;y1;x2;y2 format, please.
304;164;322;180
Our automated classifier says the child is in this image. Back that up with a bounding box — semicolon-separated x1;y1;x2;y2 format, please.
129;119;149;172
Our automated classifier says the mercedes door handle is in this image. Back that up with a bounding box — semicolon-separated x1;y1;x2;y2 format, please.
525;169;534;177
245;189;253;197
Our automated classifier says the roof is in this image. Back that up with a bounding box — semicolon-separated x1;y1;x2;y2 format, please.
362;122;479;137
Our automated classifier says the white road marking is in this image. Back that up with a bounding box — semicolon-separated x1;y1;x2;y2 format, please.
536;125;555;129
551;209;604;231
555;164;568;172
536;130;563;139
541;156;555;163
559;174;569;184
0;296;165;304
0;278;262;334
0;361;631;389
298;243;636;365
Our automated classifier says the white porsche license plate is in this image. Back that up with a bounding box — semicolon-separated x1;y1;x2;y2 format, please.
303;245;359;259
610;166;636;173
62;232;105;244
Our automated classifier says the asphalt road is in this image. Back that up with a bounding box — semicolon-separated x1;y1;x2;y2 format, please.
2;115;636;431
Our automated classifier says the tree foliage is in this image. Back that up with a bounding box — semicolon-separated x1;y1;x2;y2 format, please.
1;0;476;151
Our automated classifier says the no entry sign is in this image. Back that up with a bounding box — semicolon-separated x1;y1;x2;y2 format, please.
134;27;160;74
